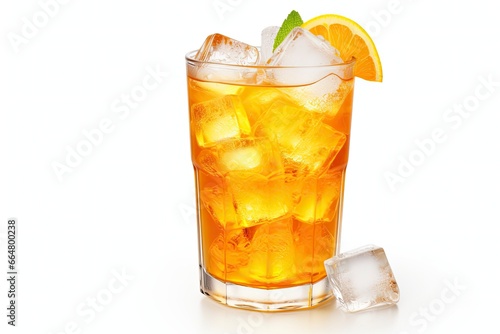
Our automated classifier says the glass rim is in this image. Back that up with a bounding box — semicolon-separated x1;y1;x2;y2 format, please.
185;50;356;70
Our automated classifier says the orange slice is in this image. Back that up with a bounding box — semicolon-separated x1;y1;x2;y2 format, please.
302;14;383;81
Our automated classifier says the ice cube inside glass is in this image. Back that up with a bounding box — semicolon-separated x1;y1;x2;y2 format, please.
324;245;400;312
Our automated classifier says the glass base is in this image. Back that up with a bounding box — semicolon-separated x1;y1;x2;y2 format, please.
200;267;334;312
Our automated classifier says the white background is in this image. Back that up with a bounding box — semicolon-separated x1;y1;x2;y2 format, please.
1;0;499;333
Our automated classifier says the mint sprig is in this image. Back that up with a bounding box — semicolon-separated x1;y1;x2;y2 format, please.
273;10;303;51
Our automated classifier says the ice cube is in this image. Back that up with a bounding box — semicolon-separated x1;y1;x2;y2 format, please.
280;75;354;117
201;172;292;230
324;245;400;312
287;121;345;176
254;102;346;176
239;86;293;126
195;33;260;65
188;78;243;106
227;173;292;228
267;27;343;85
249;218;295;283
292;171;343;223
196;137;283;177
194;34;260;84
260;26;280;64
191;95;251;147
200;180;237;228
198;138;287;230
209;229;251;279
268;27;342;66
218;138;283;176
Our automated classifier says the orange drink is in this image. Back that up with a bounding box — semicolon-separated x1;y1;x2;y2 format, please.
186;12;382;311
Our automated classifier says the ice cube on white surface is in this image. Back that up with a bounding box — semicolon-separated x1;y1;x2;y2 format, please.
324;245;400;312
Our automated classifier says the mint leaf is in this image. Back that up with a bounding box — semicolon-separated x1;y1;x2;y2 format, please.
273;10;303;51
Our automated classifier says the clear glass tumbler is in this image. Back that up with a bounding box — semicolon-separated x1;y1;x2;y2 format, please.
186;51;355;311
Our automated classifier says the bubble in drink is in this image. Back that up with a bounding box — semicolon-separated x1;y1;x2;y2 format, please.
324;245;400;312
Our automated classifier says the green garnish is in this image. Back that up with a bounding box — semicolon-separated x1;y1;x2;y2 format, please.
273;10;303;51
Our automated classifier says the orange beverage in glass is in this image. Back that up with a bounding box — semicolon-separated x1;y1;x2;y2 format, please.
186;43;355;310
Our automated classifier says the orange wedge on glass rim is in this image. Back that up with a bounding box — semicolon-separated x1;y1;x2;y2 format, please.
302;14;383;82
